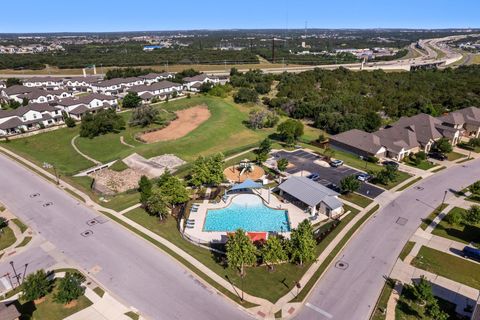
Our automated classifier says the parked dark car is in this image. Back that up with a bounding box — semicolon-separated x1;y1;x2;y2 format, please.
307;173;320;181
382;160;399;169
428;152;448;161
463;246;480;261
326;183;341;193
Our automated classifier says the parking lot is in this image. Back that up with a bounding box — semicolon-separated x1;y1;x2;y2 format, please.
273;149;384;198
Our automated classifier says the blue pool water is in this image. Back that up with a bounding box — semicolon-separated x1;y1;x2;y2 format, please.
204;194;290;232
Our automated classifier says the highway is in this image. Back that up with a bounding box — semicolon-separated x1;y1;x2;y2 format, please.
295;159;480;320
0;153;250;320
0;34;472;79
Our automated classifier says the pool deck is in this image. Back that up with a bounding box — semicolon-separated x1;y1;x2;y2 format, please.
183;189;328;243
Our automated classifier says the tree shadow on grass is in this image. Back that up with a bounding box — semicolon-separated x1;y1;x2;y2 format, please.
12;299;36;320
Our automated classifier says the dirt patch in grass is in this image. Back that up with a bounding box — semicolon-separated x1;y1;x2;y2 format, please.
139;105;210;143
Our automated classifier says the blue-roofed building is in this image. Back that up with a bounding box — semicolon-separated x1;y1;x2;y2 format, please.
143;45;164;51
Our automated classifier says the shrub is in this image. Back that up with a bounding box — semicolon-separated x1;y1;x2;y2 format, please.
22;269;52;301
367;156;379;163
122;92;142;108
79;109;125;138
65;116;76;128
444;209;464;226
233;87;258;103
54;272;86;304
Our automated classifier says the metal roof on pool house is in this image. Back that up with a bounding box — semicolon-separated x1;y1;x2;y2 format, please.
277;176;343;210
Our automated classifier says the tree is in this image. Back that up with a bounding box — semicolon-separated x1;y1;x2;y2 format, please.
156;170;190;206
323;148;335;161
364;111;382;132
469;137;480;148
199;82;213;93
6;78;22;87
277;119;304;144
22;269;52;301
189;154;225;187
54;272;86;304
230;67;240;76
138;175;153;205
277;158;289;172
465;205;480;225
416;151;427;161
122;92;142;109
226;229;257;276
79;109;125;138
412;275;434;305
434;138;453;154
0;217;7;231
425;300;448;320
233;88;258;103
258;138;272;155
22;98;29;106
340;175;360;194
289;220;316;266
146;189;169;220
255;151;268;164
445;209;464;226
261;236;288;271
469;181;480;195
129;105;159;127
64;116;76;128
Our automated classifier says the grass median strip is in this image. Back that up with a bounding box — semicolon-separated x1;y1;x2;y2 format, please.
290;204;380;303
339;192;373;208
420;203;448;230
431;166;446;173
371;278;396;320
412;246;480;290
398;241;415;261
15;236;32;248
396;177;422;192
11;218;28;233
99;211;258;308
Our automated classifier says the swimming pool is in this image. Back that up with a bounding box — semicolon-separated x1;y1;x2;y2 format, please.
204;194;290;232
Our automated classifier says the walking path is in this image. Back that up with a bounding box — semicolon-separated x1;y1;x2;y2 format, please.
120;136;135;148
224;148;257;162
118;203;142;215
71;135;101;165
385;282;403;320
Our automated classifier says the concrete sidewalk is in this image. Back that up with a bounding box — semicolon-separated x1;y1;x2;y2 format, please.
390;260;478;317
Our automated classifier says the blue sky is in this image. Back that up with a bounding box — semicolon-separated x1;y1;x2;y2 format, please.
1;0;479;33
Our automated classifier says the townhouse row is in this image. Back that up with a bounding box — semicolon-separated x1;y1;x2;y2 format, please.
330;107;480;161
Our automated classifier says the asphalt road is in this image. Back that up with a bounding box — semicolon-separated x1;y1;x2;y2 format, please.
295;159;480;320
274;150;384;198
0;154;250;320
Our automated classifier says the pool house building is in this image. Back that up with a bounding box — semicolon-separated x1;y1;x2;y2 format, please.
277;176;343;218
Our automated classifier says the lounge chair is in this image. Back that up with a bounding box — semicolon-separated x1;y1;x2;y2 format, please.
185;224;195;229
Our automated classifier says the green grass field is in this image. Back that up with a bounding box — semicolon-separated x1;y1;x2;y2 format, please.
447;151;466;162
371;278;396;320
339;192;373;208
412;246;480;290
432;207;480;245
0;226;16;250
403;158;437;170
398;241;415;261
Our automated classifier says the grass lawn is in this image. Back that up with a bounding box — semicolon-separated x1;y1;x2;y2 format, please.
447;151;466;162
339;192;373;208
15;236;32;248
374;171;413;190
124;205;361;303
371;278;396;320
93;286;105;297
398;241;415;261
1;127;93;175
412;246;480;290
102;192;140;212
396;283;467;320
403;158;437;170
124;311;140;320
432;207;480;245
14;279;92;320
0;226;16;250
11;218;28;233
420;203;449;230
110;160;129;172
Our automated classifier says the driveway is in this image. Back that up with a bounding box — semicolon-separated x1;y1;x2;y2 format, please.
273;150;384;198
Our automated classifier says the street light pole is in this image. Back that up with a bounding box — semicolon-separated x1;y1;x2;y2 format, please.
441;190;448;207
9;261;20;286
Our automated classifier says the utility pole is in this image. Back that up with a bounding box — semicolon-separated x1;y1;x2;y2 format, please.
272;37;275;63
9;261;20;286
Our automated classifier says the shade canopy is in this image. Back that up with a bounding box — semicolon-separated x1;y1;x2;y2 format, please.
228;179;263;192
